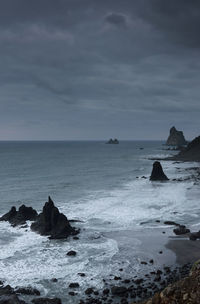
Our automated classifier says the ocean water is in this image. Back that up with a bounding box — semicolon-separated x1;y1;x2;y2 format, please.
0;141;199;303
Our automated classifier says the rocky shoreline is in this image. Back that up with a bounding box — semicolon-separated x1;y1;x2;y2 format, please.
1;145;200;304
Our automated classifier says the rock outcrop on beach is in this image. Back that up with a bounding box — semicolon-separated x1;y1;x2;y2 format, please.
135;262;200;304
166;126;187;146
150;162;169;181
174;135;200;162
0;205;38;227
106;138;119;144
31;196;79;239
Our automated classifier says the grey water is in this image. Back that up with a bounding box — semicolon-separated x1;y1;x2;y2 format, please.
0;140;199;303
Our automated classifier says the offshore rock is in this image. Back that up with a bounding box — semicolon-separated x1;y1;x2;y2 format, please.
0;205;38;227
106;138;119;144
150;162;169;181
31;196;79;239
166;126;187;146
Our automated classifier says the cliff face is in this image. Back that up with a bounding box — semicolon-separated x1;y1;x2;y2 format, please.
134;262;200;304
166;127;187;146
175;135;200;161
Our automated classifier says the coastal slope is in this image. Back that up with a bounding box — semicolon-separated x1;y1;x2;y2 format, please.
135;262;200;304
174;135;200;161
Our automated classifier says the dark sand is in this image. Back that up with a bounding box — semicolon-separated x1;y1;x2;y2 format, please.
166;238;200;265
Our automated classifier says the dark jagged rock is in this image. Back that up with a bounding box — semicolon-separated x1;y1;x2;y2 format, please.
31;197;79;239
173;225;190;235
0;285;26;304
15;287;40;296
32;298;61;304
189;231;200;241
174;136;200;162
166;126;187;146
150;162;169;181
106;138;119;144
0;294;26;304
66;250;76;256
0;205;38;227
111;286;127;296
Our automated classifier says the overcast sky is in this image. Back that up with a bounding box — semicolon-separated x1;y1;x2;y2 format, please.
0;0;200;140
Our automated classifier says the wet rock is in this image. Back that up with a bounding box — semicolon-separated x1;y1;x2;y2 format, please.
15;287;40;296
164;221;179;226
0;285;14;296
32;298;61;304
141;261;147;265
103;289;109;295
0;294;26;304
85;288;94;295
149;259;154;264
189;231;200;241
150;162;169;181
31;197;79;239
173;225;190;235
73;236;79;240
0;205;38;226
51;278;58;283
114;276;121;281
78;273;86;277
69;283;79;288
67;250;77;256
111;286;127;296
68;292;76;296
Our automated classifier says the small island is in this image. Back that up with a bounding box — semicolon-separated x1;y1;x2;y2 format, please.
106;138;119;144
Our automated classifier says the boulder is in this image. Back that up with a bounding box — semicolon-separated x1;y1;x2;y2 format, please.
32;298;61;304
0;294;26;304
173;226;190;235
150;162;169;181
15;287;40;296
0;205;38;227
166;126;187;146
31;197;79;239
111;286;127;296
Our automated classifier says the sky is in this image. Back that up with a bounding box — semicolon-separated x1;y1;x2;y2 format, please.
0;0;200;140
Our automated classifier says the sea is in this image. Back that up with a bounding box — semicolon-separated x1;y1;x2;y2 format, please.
0;140;199;303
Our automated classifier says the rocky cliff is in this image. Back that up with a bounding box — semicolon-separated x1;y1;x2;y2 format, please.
166;126;187;146
174;135;200;161
134;261;200;304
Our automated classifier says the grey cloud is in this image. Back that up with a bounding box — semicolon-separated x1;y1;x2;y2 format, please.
104;12;127;27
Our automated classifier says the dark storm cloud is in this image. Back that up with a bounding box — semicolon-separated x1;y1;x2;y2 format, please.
104;13;127;27
0;0;200;139
137;0;200;47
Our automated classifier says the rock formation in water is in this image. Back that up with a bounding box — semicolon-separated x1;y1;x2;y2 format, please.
0;205;38;226
31;196;79;239
174;135;200;162
150;161;169;181
166;126;187;146
106;138;119;144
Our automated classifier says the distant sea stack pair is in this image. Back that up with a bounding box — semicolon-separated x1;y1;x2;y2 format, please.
166;126;187;146
106;138;119;144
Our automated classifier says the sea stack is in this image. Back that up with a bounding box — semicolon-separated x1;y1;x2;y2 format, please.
106;138;119;144
166;126;187;146
31;196;79;239
150;161;169;181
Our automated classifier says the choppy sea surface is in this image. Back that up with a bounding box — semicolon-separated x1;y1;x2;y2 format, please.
0;140;199;303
